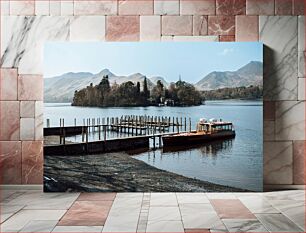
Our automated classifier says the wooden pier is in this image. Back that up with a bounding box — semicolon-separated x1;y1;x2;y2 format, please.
44;115;192;152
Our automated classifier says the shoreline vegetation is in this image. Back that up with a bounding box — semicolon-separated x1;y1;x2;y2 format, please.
72;75;202;107
44;152;248;192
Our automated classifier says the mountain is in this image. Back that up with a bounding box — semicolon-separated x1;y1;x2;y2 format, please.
195;61;263;91
149;76;169;88
44;69;156;102
44;61;262;102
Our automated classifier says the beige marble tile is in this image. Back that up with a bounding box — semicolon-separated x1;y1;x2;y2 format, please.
263;120;275;141
52;226;103;232
20;220;58;232
1;0;10;15
260;16;298;100
20;118;35;140
238;196;279;214
176;193;210;204
20;101;35;118
74;1;117;15
256;213;303;232
35;1;50;15
298;16;305;78
154;0;179;15
61;1;74;16
180;205;221;229
50;1;61;16
173;36;218;41
162;16;192;36
146;220;184;233
223;219;268;232
1;204;25;223
268;199;305;230
6;192;79;210
193;16;208;36
275;101;305;140
10;0;35;15
264;141;293;184
148;207;181;221
298;78;305;100
150;193;178;206
0;209;66;232
103;193;142;232
70;16;106;41
140;16;161;41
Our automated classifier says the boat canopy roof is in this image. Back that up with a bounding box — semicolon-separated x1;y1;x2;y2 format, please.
199;122;233;126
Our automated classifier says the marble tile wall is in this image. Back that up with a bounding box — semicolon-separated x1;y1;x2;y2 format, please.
0;0;305;187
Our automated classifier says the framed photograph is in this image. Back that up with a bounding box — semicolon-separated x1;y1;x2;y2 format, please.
43;42;263;192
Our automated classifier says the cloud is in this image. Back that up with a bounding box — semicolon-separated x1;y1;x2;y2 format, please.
219;48;234;56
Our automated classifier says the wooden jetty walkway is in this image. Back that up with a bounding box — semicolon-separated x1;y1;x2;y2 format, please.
44;115;193;155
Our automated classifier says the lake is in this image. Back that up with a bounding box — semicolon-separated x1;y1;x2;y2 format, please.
44;100;263;191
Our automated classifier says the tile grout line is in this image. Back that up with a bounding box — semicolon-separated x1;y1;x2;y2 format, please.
136;193;151;232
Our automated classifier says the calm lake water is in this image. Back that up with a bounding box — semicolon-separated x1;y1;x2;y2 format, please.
44;100;263;191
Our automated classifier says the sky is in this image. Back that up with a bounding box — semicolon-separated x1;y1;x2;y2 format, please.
44;42;263;83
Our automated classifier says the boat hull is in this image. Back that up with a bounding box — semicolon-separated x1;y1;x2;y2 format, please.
162;131;235;147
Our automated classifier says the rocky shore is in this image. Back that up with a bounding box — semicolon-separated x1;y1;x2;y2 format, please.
44;152;248;192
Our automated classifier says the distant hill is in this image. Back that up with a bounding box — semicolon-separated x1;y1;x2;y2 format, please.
44;69;161;102
195;61;263;91
44;61;262;102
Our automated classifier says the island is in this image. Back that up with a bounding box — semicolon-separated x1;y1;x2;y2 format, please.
72;75;203;107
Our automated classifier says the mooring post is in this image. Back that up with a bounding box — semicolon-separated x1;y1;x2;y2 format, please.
176;118;179;133
82;119;85;142
59;118;62;144
104;125;107;142
74;118;76;126
135;116;138;136
107;117;109;130
153;125;156;148
63;119;66;145
184;117;187;131
47;119;50;128
98;122;101;141
189;118;192;132
172;117;175;132
180;117;182;130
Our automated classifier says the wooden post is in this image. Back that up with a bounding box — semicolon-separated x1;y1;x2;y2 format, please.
184;117;187;131
47;119;50;128
176;118;179;133
189;117;192;132
104;125;107;142
135;116;138;136
98;123;101;140
63;119;66;145
172;117;175;132
82;119;85;142
107;117;109;130
74;118;76;126
180;117;182;130
59;118;62;144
